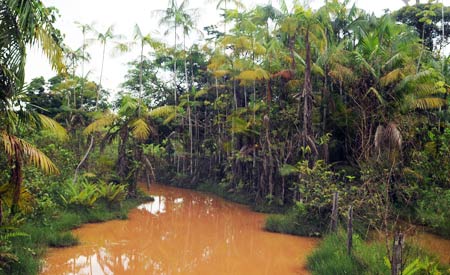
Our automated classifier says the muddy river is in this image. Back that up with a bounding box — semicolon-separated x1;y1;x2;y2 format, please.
41;184;318;275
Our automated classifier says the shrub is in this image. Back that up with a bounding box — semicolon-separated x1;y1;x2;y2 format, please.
416;187;450;237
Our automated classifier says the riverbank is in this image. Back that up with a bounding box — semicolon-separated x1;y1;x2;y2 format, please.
2;194;151;275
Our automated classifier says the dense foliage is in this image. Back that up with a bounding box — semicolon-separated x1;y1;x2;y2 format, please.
0;0;449;274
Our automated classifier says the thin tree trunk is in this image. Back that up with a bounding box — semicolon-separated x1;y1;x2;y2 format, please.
144;156;157;184
303;29;313;140
184;33;193;175
174;24;178;105
302;29;316;164
138;42;144;115
118;127;129;184
97;42;106;109
11;146;23;214
0;199;3;226
74;38;105;182
73;135;94;183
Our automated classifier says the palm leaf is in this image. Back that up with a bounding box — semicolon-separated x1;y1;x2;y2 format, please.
37;114;68;140
212;69;229;78
149;105;177;118
380;68;404;87
412;98;447;110
130;118;151;140
366;87;384;104
83;113;117;135
0;132;59;174
237;69;269;81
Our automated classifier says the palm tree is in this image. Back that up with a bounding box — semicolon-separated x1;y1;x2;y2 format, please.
73;25;126;183
90;25;124;108
130;24;161;114
180;5;200;175
157;0;199;174
0;0;67;218
210;0;245;34
84;96;173;197
157;0;197;105
75;21;93;106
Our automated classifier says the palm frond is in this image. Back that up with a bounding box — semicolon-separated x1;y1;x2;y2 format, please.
0;131;59;174
149;105;177;118
37;114;68;140
194;89;208;99
366;87;384;104
412;98;447;110
380;68;404;87
211;69;229;78
34;27;65;74
130;118;151;140
237;68;270;81
83;113;117;135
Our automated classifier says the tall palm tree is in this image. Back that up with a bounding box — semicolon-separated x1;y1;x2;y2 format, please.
211;0;245;34
75;21;93;106
130;24;161;114
157;0;197;105
73;25;126;183
180;4;199;175
157;0;199;174
90;25;124;108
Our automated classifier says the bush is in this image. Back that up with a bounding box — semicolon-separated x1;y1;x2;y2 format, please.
416;187;450;237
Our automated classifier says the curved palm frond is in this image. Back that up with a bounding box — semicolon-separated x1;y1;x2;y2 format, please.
130;118;152;140
83;113;117;136
412;98;447;110
37;114;68;140
0;131;59;174
237;68;270;81
380;68;404;87
149;105;177;118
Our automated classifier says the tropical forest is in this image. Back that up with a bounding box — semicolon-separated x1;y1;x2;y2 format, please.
0;0;450;274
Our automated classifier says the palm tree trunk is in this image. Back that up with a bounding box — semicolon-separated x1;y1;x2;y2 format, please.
97;41;106;109
139;42;144;115
11;146;23;214
174;24;178;105
184;33;193;175
118;127;130;184
303;30;314;139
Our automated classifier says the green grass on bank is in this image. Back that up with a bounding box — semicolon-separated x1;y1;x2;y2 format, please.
265;210;325;237
307;232;449;275
2;195;152;275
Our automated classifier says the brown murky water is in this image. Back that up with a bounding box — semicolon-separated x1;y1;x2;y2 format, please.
41;184;318;275
411;232;450;264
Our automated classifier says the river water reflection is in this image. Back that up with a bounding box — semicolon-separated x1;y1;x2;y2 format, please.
41;184;318;275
